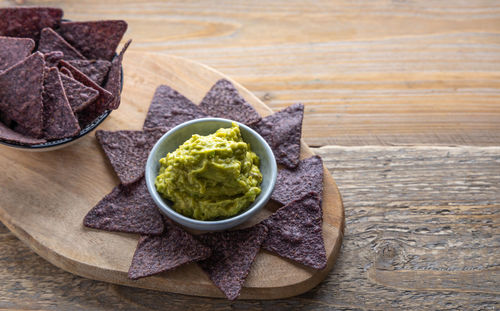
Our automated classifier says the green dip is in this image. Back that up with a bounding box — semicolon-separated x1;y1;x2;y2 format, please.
155;122;262;221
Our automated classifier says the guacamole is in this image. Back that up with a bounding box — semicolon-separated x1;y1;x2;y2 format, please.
155;122;262;221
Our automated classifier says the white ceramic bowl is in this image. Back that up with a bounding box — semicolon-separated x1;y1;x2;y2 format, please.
145;118;277;231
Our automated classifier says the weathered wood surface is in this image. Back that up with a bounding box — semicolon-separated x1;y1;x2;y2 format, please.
2;0;500;146
1;146;498;310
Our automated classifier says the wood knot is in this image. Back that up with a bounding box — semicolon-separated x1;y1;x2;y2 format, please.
374;240;407;270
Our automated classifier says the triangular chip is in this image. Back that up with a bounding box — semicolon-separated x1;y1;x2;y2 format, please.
252;103;304;168
59;60;114;127
271;155;324;206
67;59;111;85
0;7;62;40
38;27;86;60
199;79;261;125
128;217;211;280
0;52;44;138
104;39;131;109
60;73;99;112
43;50;64;67
58;20;127;61
0;36;35;71
83;178;164;235
95;129;166;185
261;192;327;269
42;67;80;140
59;66;73;78
0;121;46;145
197;224;268;300
143;85;208;130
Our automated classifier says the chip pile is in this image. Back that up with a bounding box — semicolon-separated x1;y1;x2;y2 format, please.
84;78;327;299
0;7;130;145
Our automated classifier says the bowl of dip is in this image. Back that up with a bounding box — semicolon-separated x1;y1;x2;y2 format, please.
145;118;277;231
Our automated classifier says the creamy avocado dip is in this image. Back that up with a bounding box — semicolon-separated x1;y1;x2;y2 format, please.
155;122;262;221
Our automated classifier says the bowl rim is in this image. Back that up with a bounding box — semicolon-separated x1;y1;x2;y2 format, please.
145;117;278;229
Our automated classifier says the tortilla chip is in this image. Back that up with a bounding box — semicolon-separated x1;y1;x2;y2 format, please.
59;60;114;127
58;20;127;61
0;121;46;145
38;27;86;60
67;59;111;85
43;50;64;67
271;155;324;206
197;224;268;300
128;217;211;280
42;67;80;140
261;192;327;269
59;66;73;78
0;52;44;138
252;103;304;168
0;36;35;71
199;79;261;125
0;7;62;40
60;73;99;112
83;178;164;235
104;39;131;109
95;128;166;185
143;85;208;130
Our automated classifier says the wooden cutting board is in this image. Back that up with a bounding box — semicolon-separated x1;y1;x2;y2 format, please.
0;51;344;300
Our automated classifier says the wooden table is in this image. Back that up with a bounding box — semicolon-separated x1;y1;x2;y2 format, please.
1;0;499;309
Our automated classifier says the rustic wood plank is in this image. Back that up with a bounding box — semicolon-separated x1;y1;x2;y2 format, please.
3;0;499;146
1;146;498;310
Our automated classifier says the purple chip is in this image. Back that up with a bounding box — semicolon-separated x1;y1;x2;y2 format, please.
83;178;164;235
67;58;111;85
0;52;45;138
59;59;114;127
143;85;208;130
199;79;261;125
0;121;46;145
95;128;167;185
42;67;80;140
0;7;63;40
271;155;324;206
104;39;131;109
58;20;128;61
43;50;64;67
38;27;86;60
261;192;327;269
60;73;99;112
59;66;73;78
197;224;268;300
252;103;304;168
128;217;211;280
0;36;35;72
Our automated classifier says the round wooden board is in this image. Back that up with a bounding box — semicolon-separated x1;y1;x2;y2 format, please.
0;51;344;300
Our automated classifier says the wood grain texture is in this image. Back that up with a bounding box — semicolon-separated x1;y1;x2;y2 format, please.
0;52;344;300
0;146;498;310
2;0;500;146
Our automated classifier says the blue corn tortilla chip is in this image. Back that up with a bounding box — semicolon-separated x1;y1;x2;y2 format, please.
104;39;131;109
59;66;73;78
43;51;64;67
42;67;80;140
58;20;128;61
143;85;208;130
0;121;46;145
60;73;99;112
252;103;304;168
59;59;114;127
261;192;327;269
128;217;211;280
0;36;35;72
0;7;63;40
38;27;86;60
271;155;324;206
83;178;164;235
197;224;268;300
0;52;45;138
95;128;167;185
67;59;111;85
199;79;261;125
